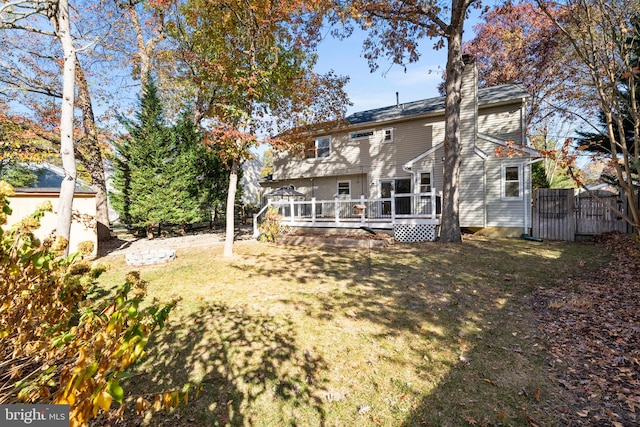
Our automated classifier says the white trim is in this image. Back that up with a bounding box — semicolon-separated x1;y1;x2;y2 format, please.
382;128;394;143
337;180;351;197
306;135;331;160
474;146;488;159
349;129;375;141
403;142;444;169
417;170;432;194
501;163;523;200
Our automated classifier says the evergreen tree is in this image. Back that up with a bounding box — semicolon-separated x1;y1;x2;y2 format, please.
531;161;551;189
111;78;230;234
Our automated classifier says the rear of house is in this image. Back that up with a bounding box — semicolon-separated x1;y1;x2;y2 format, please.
261;58;538;240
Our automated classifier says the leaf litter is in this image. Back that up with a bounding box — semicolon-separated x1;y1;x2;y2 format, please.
533;233;640;426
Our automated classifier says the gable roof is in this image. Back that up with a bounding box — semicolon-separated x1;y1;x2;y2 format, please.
477;133;540;157
346;84;529;126
403;133;539;170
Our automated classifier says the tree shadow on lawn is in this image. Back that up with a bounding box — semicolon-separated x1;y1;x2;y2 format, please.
101;301;328;426
234;238;607;425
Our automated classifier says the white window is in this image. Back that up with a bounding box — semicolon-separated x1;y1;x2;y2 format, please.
383;128;394;143
305;136;331;159
502;164;523;199
419;172;431;193
349;129;374;140
337;180;351;196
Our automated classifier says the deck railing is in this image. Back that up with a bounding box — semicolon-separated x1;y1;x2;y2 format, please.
253;191;440;237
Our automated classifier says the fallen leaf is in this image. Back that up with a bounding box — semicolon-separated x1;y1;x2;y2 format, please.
483;378;497;386
463;415;477;425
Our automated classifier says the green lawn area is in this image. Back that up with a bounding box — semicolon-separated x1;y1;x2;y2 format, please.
93;236;609;426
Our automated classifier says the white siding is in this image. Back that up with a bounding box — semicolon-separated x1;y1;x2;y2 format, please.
484;156;530;228
458;59;485;227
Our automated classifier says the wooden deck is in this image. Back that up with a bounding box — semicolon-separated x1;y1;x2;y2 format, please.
253;193;441;237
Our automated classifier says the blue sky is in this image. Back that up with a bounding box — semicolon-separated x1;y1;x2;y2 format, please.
314;31;447;115
312;9;487;116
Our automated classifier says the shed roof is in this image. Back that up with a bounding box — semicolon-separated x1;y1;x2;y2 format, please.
346;84;529;126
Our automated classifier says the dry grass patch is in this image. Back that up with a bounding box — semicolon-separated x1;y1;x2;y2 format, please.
92;236;608;426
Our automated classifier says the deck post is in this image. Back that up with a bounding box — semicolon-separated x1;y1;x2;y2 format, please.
431;188;436;219
360;194;366;224
391;190;396;225
290;199;295;220
335;197;340;223
311;197;317;225
253;213;258;238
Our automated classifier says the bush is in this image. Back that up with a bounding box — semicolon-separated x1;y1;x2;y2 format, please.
0;181;178;426
76;240;95;256
258;207;282;242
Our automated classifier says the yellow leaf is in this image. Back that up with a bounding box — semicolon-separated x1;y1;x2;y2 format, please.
95;390;112;412
152;395;162;412
136;397;150;414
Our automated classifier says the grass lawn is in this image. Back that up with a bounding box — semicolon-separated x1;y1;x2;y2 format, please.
93;236;609;426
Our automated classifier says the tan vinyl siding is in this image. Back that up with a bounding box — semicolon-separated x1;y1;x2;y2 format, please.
369;123;434;180
273;132;367;180
412;145;445;196
274;123;434;182
478;104;523;145
263;174;368;201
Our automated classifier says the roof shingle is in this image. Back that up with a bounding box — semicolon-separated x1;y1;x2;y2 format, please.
346;84;529;126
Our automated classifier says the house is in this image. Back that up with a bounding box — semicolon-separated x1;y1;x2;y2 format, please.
4;163;98;256
259;58;539;241
240;157;263;207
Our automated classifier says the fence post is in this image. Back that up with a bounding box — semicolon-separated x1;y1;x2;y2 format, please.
360;194;366;224
335;197;340;223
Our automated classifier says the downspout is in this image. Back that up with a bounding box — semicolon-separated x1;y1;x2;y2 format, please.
483;159;487;227
518;96;544;242
523;157;544;242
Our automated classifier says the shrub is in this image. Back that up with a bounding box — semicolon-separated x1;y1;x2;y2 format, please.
76;240;95;256
0;182;178;427
258;207;282;242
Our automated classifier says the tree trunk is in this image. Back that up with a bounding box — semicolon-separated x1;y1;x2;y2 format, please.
53;0;77;255
223;158;239;257
439;30;464;243
75;63;111;242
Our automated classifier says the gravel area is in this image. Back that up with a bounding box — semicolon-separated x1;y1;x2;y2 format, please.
98;225;255;257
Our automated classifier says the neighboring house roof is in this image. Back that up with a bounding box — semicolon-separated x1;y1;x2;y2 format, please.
346;84;529;126
14;163;95;194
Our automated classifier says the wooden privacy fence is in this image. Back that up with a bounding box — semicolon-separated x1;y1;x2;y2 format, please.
532;188;631;241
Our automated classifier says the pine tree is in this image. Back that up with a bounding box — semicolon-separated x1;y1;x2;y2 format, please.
111;78;229;235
